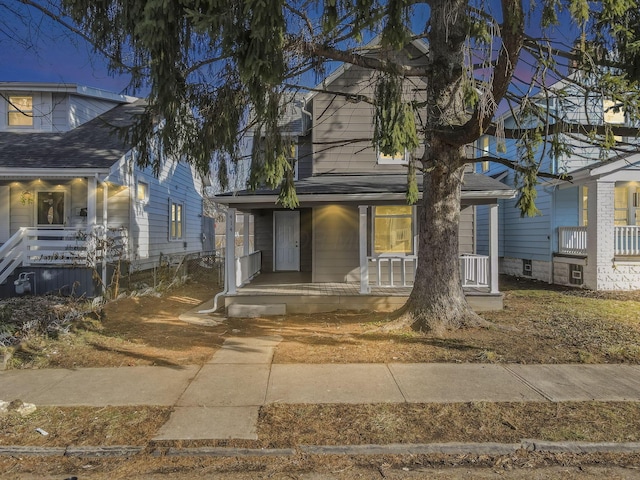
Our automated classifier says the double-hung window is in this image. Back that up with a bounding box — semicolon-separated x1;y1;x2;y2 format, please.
170;201;184;240
373;206;413;254
8;95;33;127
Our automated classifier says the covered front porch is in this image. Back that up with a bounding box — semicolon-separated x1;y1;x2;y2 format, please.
552;159;640;290
223;272;504;315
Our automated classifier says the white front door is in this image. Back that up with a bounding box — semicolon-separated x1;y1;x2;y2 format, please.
274;210;300;271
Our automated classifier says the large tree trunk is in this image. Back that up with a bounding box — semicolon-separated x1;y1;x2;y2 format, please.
390;148;484;332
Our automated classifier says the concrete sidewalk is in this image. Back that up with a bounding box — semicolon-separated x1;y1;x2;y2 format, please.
2;337;640;440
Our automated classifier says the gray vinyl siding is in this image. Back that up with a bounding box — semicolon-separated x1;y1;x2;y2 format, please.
254;211;274;272
0;185;8;242
297;133;313;179
68;95;123;129
313;205;360;282
311;60;426;175
458;206;475;254
51;93;69;131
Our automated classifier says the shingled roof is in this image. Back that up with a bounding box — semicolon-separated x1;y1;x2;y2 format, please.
0;100;146;170
216;173;516;206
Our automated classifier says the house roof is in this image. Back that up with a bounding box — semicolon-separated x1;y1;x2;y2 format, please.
215;173;516;207
0;82;136;103
561;151;640;183
0;100;146;175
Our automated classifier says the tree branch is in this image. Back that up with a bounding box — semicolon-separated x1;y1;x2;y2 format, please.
465;155;573;181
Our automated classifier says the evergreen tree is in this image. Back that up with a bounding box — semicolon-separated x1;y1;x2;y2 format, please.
7;0;640;330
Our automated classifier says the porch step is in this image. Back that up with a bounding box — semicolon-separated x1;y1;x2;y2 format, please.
227;303;286;318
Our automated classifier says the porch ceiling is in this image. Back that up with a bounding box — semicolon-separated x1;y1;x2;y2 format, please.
215;173;516;207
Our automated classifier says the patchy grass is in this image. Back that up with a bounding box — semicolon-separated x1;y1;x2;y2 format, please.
2;402;639;449
268;276;640;364
1;280;222;369
0;406;171;446
257;402;640;447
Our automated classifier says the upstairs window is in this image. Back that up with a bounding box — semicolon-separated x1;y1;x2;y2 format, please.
8;96;33;127
377;149;409;165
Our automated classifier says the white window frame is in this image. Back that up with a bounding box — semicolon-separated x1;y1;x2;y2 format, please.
7;95;34;127
377;149;409;165
169;199;185;241
372;205;415;256
136;179;149;204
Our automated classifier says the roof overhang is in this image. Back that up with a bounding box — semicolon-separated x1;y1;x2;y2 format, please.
0;168;112;180
214;173;517;208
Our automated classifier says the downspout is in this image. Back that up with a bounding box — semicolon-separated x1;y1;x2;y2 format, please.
198;265;227;313
301;98;312;134
198;208;234;314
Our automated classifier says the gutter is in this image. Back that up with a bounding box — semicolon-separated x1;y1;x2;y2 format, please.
216;190;517;206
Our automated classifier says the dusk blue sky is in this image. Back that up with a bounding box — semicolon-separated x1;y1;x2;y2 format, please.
0;3;132;94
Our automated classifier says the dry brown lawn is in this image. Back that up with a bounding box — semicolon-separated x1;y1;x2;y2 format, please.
2;276;640;478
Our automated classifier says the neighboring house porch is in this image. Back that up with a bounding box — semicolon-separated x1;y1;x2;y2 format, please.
215;173;516;315
553;157;640;290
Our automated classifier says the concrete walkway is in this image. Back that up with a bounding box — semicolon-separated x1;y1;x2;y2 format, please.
2;337;640;440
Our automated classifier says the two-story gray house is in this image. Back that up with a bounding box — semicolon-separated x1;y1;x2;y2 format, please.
213;40;516;316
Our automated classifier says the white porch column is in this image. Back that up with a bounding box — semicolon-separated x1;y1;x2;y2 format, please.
226;208;237;294
359;205;370;294
86;176;97;229
489;203;499;294
585;181;615;290
101;181;108;293
243;212;250;256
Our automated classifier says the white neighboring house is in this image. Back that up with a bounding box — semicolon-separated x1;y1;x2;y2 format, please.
0;82;213;297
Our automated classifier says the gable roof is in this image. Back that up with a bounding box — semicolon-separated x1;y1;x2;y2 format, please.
304;35;429;103
0;100;146;174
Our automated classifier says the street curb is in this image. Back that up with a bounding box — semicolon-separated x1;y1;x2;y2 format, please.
0;446;143;457
2;441;640;458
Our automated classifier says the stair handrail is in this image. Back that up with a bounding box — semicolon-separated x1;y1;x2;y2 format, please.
0;227;28;285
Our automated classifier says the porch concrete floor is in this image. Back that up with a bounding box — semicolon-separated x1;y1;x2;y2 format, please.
236;272;411;296
224;273;502;314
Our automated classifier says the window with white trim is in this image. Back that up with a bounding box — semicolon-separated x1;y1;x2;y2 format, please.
373;205;413;254
377;149;409;165
136;180;149;203
169;201;184;240
8;95;33;127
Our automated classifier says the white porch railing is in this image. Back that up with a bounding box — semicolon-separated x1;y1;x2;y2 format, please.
236;250;262;287
558;225;640;256
616;226;640;256
366;254;490;289
0;226;129;285
459;254;490;288
558;226;588;255
368;255;417;287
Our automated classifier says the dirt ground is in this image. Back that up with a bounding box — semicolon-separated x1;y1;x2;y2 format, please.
2;276;640;478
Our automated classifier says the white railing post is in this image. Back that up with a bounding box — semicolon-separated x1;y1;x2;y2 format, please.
226;208;237;294
359;206;370;294
558;226;588;255
615;226;640;256
489;204;499;294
